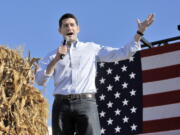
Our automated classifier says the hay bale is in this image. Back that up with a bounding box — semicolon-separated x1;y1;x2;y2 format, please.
0;46;48;135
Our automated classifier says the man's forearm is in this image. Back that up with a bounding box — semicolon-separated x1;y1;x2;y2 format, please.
134;33;142;43
134;27;145;43
46;57;59;75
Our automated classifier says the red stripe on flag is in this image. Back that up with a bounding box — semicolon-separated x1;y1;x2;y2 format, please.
143;117;180;133
141;42;180;57
142;64;180;82
143;89;180;107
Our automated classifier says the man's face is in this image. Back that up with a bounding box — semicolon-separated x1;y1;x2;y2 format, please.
59;18;80;42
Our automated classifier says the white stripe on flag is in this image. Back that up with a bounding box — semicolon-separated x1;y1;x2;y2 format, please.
143;77;180;95
143;103;180;121
138;129;180;135
141;50;180;70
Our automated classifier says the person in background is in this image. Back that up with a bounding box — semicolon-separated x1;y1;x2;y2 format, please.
35;13;154;135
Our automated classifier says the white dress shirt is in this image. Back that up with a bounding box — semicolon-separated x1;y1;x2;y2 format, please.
35;39;141;95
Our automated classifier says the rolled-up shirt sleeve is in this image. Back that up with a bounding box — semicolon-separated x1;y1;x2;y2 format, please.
35;51;56;86
96;39;141;62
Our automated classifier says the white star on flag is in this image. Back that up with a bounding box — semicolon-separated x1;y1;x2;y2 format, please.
107;101;113;108
115;126;121;133
114;75;120;82
100;111;106;118
129;56;134;62
101;128;106;134
99;94;105;101
106;68;112;75
130;89;136;96
129;72;136;79
114;61;119;65
123;116;129;123
99;77;105;84
121;65;127;72
107;84;113;91
130;106;137;113
122;82;128;89
131;124;137;131
99;62;105;68
122;99;129;106
107;118;113;125
114;108;121;116
114;92;120;99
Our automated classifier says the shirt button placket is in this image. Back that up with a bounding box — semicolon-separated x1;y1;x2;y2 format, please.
70;46;77;90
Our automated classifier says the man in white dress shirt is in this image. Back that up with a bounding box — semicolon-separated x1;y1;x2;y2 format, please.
35;13;154;135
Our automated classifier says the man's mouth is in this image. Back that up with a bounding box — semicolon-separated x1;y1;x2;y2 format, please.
66;32;73;36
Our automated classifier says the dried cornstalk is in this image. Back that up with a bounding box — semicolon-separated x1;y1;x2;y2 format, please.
0;46;48;135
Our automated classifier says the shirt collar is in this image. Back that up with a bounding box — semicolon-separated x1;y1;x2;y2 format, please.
61;39;79;48
73;39;78;48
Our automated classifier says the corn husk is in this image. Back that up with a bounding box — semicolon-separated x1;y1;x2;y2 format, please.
0;46;48;135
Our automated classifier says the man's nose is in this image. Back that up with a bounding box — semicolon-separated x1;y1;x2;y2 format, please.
67;25;72;30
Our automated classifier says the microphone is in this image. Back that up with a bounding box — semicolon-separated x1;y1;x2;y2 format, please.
60;36;70;59
141;37;153;48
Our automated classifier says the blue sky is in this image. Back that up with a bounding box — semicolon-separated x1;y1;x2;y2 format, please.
0;0;179;127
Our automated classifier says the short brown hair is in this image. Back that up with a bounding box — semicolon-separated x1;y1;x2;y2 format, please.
59;13;78;28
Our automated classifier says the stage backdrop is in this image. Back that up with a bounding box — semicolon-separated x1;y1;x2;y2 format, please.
96;42;180;135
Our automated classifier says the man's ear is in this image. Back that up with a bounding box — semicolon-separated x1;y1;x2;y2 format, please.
77;26;80;33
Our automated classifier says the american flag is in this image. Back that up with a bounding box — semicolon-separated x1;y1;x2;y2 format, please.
95;42;180;135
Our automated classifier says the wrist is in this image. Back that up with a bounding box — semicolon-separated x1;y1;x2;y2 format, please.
136;30;144;36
